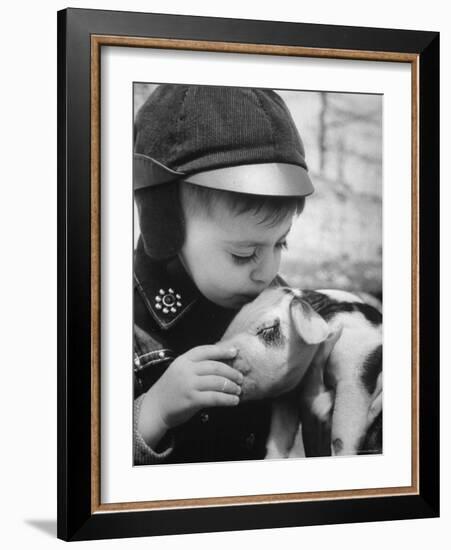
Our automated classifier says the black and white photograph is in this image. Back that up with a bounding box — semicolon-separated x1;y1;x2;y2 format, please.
132;83;383;466
52;5;440;542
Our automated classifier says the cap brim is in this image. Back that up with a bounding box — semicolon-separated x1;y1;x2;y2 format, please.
184;163;314;197
134;153;186;190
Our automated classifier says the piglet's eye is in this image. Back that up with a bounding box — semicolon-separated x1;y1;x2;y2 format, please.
256;318;279;334
257;319;284;347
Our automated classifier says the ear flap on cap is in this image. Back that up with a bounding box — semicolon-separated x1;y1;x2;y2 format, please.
134;183;185;261
290;298;330;345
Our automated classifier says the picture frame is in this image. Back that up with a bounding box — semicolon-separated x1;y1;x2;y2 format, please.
57;7;439;541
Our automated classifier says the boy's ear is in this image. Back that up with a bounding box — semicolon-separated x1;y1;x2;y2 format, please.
290;298;330;345
135;183;185;260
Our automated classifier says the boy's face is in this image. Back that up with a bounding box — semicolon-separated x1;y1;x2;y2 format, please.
179;204;293;309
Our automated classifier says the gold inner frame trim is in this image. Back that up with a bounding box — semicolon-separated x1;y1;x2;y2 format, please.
90;34;420;514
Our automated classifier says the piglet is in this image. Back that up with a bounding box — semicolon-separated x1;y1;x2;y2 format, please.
220;287;382;458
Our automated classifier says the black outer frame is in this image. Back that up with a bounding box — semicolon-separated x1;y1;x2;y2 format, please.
57;7;439;542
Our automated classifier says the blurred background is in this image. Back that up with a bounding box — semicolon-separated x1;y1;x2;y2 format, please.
134;84;382;299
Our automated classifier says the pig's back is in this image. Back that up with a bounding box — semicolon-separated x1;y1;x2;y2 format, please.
300;289;382;327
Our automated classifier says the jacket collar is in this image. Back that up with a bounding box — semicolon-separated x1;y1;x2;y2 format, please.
134;237;199;330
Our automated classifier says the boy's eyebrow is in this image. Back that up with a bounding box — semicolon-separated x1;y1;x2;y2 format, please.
224;227;291;247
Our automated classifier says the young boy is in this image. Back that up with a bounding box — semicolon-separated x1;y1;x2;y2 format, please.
133;84;314;465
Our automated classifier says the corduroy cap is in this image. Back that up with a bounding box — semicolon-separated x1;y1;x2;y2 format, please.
134;85;313;261
134;85;314;197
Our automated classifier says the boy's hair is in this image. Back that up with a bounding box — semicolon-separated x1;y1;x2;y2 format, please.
135;181;306;261
180;181;305;227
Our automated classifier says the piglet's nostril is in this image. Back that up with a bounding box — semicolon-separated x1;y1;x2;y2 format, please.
332;438;343;453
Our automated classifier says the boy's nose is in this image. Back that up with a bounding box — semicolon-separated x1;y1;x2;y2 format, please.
250;253;278;286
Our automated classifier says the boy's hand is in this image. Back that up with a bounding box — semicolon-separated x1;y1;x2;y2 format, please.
137;345;243;446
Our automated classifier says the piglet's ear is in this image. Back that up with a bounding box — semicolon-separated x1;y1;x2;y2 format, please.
290;299;330;345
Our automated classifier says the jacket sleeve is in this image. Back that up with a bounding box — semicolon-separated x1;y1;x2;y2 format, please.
133;323;177;465
133;393;175;465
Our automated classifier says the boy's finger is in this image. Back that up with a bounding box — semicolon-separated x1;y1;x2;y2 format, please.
196;376;242;395
198;391;240;409
186;344;238;362
196;361;244;384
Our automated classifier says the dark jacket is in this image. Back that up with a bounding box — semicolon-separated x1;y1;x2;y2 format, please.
133;238;273;465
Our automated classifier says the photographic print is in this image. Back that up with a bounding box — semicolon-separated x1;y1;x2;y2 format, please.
58;8;439;539
132;83;383;466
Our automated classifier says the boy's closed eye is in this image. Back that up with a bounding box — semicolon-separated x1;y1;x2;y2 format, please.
230;240;288;265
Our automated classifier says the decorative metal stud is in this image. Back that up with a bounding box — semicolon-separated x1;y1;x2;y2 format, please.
154;289;184;315
158;351;165;359
162;294;176;308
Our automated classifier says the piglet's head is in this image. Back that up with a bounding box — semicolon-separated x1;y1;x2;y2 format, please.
220;288;330;401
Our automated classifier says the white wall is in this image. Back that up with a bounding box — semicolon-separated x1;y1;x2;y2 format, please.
0;1;448;548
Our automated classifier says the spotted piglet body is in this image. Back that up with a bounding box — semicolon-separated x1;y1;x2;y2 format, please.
220;287;383;458
300;290;382;456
